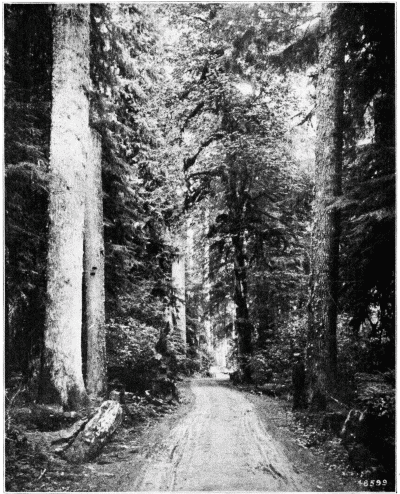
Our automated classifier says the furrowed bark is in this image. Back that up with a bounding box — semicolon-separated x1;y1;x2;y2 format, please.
41;4;90;409
171;233;187;350
307;3;345;410
84;129;106;399
232;232;252;379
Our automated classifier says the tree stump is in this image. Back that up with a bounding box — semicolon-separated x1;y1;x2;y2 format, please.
63;400;123;463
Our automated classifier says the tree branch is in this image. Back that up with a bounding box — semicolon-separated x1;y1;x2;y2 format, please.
193;15;208;24
291;104;315;128
178;60;210;100
183;132;224;172
187;167;222;180
267;15;321;69
181;101;205;133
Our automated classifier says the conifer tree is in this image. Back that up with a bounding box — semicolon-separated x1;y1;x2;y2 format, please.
307;3;345;409
84;129;106;399
41;4;90;408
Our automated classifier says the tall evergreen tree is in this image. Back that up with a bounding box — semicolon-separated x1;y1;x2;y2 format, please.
84;129;106;399
338;3;395;370
4;4;52;381
40;4;90;409
307;3;345;409
171;232;187;349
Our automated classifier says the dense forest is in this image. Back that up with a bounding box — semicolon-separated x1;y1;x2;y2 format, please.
5;3;395;492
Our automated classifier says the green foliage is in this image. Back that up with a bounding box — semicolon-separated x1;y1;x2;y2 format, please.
185;344;214;376
4;3;394;432
337;318;395;383
161;3;314;374
337;3;395;372
4;4;52;378
349;373;395;476
106;317;160;368
106;313;195;393
4;4;178;385
339;145;395;365
106;317;162;391
250;312;307;384
89;5;174;321
357;385;395;426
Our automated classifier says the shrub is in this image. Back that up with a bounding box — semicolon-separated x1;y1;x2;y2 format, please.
251;312;307;384
106;318;163;393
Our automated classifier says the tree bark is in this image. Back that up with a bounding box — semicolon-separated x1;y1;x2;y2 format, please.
202;205;213;354
40;4;90;409
224;159;252;380
5;281;13;379
171;232;187;350
232;232;252;380
307;3;345;410
84;129;106;399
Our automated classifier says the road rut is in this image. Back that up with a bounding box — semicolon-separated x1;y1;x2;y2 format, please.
134;379;314;491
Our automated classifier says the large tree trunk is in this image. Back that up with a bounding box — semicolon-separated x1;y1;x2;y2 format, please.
171;233;187;350
202;206;213;355
307;3;345;410
84;130;106;399
232;233;252;380
224;160;252;380
5;279;12;377
203;262;213;355
40;4;90;410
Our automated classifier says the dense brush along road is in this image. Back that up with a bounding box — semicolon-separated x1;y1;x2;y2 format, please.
82;377;359;492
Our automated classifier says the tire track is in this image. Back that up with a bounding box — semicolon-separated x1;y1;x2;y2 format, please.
135;379;314;491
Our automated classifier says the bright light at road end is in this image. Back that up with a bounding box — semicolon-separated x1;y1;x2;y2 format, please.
234;82;253;96
311;3;323;15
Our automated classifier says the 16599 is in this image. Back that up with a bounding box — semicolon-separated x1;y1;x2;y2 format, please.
359;479;387;487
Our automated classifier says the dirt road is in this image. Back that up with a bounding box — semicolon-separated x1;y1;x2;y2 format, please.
132;379;314;491
21;377;363;492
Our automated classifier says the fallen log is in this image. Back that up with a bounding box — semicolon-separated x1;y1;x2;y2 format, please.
51;418;89;446
257;383;290;397
63;400;123;463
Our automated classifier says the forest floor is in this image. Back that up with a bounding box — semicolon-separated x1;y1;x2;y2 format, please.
6;376;372;492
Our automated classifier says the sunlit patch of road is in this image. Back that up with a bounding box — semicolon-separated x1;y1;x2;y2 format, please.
134;378;315;491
